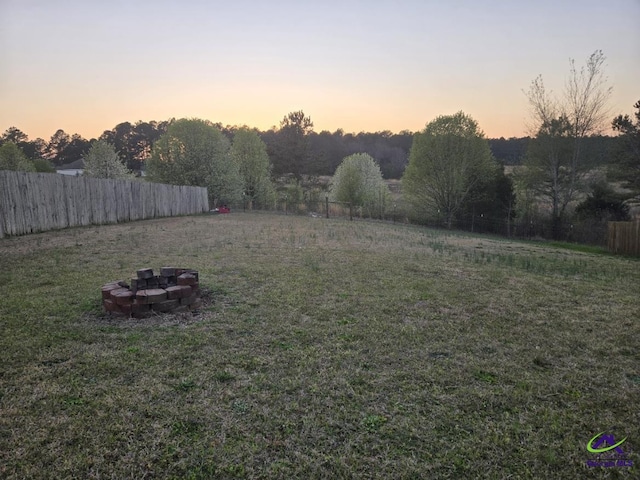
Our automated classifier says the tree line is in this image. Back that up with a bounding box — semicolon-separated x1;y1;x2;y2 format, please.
0;119;620;180
1;50;637;245
0;120;414;176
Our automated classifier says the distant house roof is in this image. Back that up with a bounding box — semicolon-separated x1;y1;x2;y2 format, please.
57;159;85;170
57;169;84;176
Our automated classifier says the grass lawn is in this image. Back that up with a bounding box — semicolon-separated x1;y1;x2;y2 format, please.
1;213;638;479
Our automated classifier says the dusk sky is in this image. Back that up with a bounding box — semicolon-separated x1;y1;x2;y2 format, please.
1;0;639;142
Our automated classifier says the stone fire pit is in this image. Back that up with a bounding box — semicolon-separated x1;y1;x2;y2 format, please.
101;267;201;317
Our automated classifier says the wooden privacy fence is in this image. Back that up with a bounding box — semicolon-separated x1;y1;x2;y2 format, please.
608;220;640;256
0;171;209;238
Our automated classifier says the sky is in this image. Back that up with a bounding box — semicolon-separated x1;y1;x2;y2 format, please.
1;0;639;141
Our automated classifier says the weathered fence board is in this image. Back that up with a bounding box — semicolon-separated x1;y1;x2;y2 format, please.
0;171;209;238
608;220;640;256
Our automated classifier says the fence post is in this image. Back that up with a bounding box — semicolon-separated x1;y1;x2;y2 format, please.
284;195;288;215
325;194;329;219
349;202;353;221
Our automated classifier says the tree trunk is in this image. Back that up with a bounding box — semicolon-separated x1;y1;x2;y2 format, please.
471;205;475;232
551;214;562;240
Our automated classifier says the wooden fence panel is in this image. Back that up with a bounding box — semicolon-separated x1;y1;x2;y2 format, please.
52;174;69;229
608;220;640;256
17;172;33;234
115;180;130;223
105;179;118;224
89;177;105;225
63;174;81;228
130;181;142;222
0;171;17;235
156;184;168;218
76;176;93;226
0;171;209;238
20;172;36;233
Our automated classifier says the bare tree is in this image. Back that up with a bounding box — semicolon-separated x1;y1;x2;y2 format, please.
565;51;612;138
523;50;612;239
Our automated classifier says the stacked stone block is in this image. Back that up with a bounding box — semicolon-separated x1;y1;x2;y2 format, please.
102;267;202;317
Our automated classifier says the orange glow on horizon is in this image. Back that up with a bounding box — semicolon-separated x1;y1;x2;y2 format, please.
1;2;636;143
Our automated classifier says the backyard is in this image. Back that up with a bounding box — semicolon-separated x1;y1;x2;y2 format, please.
0;213;638;479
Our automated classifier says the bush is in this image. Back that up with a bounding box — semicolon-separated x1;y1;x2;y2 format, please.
147;119;243;206
83;140;133;179
0;142;35;172
330;153;391;218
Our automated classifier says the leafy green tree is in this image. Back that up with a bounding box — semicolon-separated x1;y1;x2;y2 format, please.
330;153;391;218
44;129;71;165
83;140;133;179
230;128;275;209
458;165;516;235
0;142;36;172
402;112;498;228
572;180;630;244
42;129;90;166
0;127;48;162
99;120;171;172
609;100;640;194
147;118;242;205
1;127;28;145
523;50;612;239
32;158;56;173
488;137;530;165
494;170;517;236
270;110;313;179
64;134;92;164
21;138;48;161
575;181;630;222
280;179;305;213
99;122;136;169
